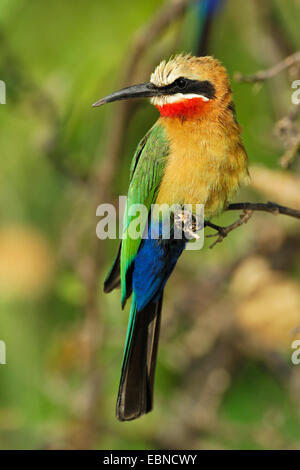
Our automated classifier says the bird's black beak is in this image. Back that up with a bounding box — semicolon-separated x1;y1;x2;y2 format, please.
92;82;162;107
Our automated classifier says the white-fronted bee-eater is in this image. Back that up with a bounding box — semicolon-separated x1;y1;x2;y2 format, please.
93;54;249;421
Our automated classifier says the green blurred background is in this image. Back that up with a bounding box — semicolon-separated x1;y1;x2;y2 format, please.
0;0;300;450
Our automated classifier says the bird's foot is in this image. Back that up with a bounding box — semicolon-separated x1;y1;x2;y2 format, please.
174;209;203;240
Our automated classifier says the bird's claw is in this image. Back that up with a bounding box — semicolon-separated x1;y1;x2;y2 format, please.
174;209;203;240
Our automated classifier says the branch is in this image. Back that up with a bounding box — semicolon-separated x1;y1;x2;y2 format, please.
205;201;300;249
227;201;300;218
279;133;300;168
234;50;300;83
205;210;253;248
234;47;300;168
274;104;300;168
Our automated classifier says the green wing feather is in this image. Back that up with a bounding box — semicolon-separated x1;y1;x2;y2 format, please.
120;123;169;307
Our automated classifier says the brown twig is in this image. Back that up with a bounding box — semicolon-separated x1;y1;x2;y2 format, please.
280;134;300;168
275;104;300;168
234;51;300;83
227;201;300;218
205;201;300;249
286;102;300;123
234;42;300;168
206;210;253;248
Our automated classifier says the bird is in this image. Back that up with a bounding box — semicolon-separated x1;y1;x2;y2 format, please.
93;54;249;421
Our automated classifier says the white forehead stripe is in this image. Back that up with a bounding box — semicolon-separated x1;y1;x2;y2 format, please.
151;94;209;106
150;54;194;87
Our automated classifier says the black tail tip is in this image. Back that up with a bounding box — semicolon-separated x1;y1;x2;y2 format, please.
116;402;151;422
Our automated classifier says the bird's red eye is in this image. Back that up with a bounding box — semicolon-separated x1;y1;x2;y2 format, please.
175;78;187;89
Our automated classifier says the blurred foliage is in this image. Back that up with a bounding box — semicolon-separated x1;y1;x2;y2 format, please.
0;0;300;450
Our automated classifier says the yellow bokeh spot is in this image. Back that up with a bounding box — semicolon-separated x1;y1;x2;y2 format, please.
0;225;54;300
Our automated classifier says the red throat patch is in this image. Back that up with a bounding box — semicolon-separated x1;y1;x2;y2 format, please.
155;97;210;118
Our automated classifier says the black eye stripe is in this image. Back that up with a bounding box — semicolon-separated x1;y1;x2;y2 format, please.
184;79;216;99
155;78;216;100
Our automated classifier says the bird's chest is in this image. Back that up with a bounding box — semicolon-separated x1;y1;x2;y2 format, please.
156;119;237;217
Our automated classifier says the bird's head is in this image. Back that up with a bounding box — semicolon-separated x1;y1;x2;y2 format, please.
93;54;232;119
